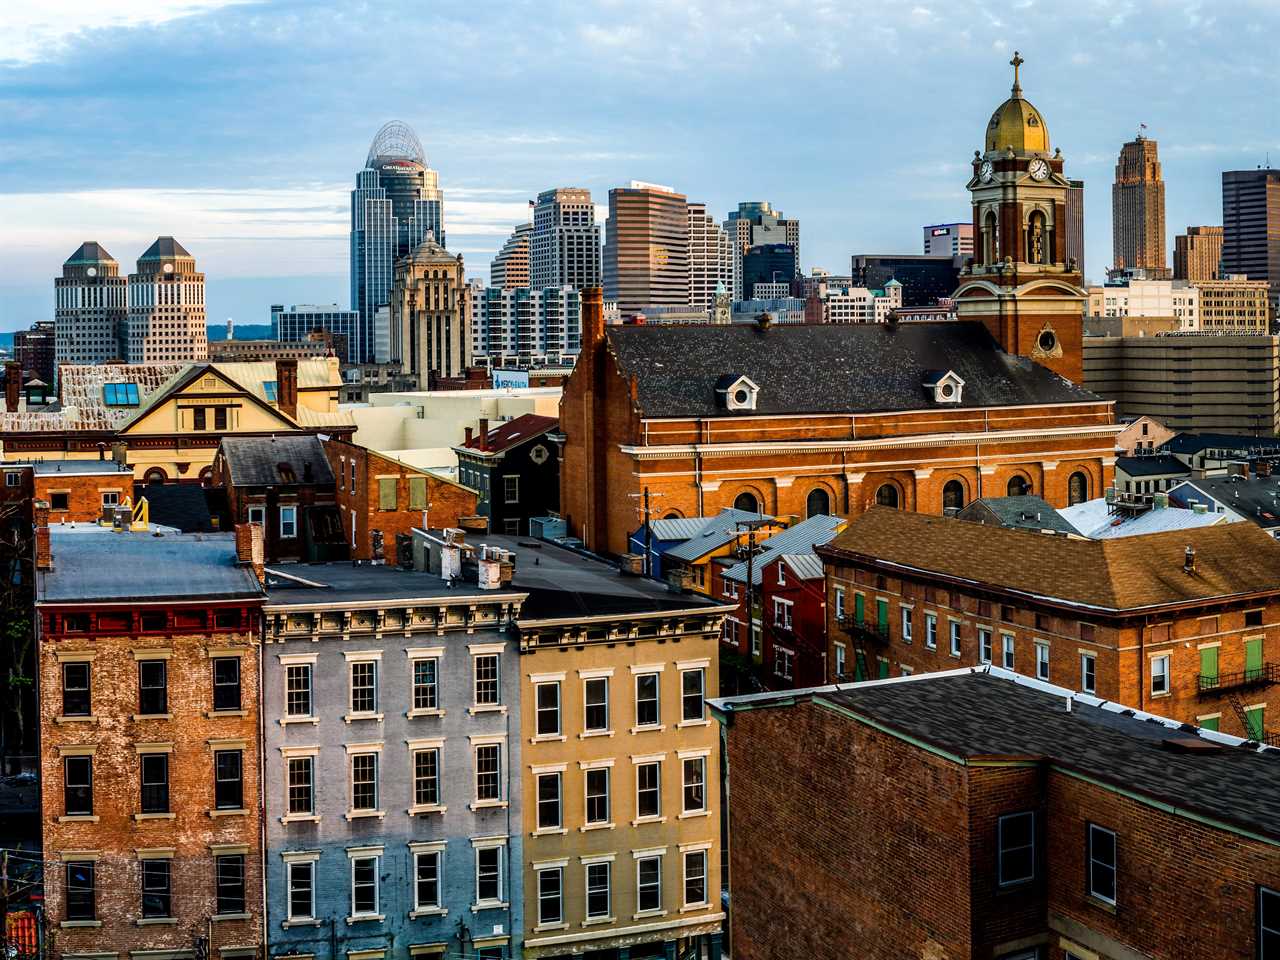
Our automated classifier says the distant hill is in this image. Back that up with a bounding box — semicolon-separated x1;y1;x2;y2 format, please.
207;324;274;342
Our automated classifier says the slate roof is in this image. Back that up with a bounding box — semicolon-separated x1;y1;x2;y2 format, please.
141;484;231;533
218;435;334;487
37;527;262;605
723;514;845;586
717;669;1280;840
459;414;558;456
958;495;1080;536
820;507;1280;612
1162;432;1280;456
138;236;193;260
1115;455;1189;478
1059;498;1227;540
1169;476;1280;531
604;321;1101;418
65;241;116;264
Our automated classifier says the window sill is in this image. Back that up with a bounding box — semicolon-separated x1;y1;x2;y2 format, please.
470;901;509;913
678;809;710;820
531;827;567;837
343;712;384;724
1150;691;1170;699
629;724;665;735
677;718;710;728
136;917;178;926
631;909;668;921
1086;895;1118;915
207;710;248;719
578;730;614;740
58;815;98;823
346;914;385;925
280;716;319;726
680;903;710;914
61;920;102;929
407;804;447;817
212;913;250;922
469;800;508;812
534;922;570;933
134;812;176;821
630;815;667;827
344;809;387;821
132;713;173;722
581;916;615;927
55;715;98;724
530;734;567;744
209;808;249;818
281;919;321;929
406;708;445;719
468;705;507;716
409;907;448;919
579;822;614;833
280;814;321;824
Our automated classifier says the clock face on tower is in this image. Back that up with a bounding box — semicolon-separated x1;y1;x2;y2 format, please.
1028;158;1050;181
979;160;994;182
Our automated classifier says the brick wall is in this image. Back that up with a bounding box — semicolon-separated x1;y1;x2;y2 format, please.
36;471;131;524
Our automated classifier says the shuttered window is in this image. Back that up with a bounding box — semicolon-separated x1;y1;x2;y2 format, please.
408;476;427;510
378;477;397;511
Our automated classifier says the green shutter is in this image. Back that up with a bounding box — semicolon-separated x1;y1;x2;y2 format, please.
408;475;427;511
854;652;867;682
378;476;397;511
1199;646;1219;686
876;599;889;630
1199;716;1219;733
1245;706;1265;740
877;659;890;679
1245;637;1263;678
854;593;865;623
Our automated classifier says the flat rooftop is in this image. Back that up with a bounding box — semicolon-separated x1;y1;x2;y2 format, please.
3;460;134;476
716;668;1280;840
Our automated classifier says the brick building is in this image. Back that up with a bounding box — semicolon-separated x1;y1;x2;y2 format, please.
34;516;266;960
820;507;1280;741
2;460;135;527
712;667;1280;960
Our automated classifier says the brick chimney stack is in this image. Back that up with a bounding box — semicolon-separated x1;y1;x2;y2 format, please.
236;521;265;582
582;286;604;351
464;426;474;445
478;418;489;452
34;500;52;571
276;358;298;420
4;360;20;413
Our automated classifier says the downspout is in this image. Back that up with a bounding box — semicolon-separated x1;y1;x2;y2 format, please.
257;612;270;958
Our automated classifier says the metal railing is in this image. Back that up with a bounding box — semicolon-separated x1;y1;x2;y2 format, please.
1196;662;1280;696
836;614;891;647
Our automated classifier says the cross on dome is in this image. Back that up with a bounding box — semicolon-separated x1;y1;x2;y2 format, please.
1010;51;1024;95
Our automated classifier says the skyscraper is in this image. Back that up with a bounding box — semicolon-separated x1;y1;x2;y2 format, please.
126;237;208;363
391;236;467;388
1222;169;1280;310
602;181;688;314
529;187;601;290
724;201;800;300
1066;179;1085;279
687;202;733;312
1174;226;1225;281
490;223;532;288
1112;136;1168;276
350;121;444;363
54;241;128;367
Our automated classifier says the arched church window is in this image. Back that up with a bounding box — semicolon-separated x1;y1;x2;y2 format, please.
983;211;999;264
1007;475;1030;497
733;491;760;514
1027;210;1049;265
806;488;831;518
943;480;965;512
1068;471;1089;506
875;484;900;509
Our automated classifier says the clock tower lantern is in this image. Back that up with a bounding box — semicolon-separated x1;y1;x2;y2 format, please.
953;53;1086;383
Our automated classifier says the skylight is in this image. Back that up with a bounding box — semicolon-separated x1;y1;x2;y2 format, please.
103;383;140;406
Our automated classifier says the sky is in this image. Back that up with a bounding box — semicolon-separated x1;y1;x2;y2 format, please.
2;0;1279;332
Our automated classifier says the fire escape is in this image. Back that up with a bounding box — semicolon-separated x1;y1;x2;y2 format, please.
1197;663;1280;746
833;611;891;682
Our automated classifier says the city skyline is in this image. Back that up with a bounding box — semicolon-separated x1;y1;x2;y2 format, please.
2;1;1280;330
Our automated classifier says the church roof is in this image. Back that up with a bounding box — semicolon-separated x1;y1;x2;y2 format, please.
603;321;1099;419
985;52;1050;155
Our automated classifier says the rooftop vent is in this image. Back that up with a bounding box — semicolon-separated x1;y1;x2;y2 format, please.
1184;545;1197;575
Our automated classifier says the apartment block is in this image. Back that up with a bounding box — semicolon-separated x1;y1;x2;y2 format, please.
687;202;732;313
491;223;533;289
530;188;601;291
468;284;582;370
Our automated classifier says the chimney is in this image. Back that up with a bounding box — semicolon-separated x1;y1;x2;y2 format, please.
34;500;52;571
582;286;605;349
1184;545;1197;575
4;360;20;413
478;418;489;452
236;521;265;582
275;358;298;420
464;426;474;445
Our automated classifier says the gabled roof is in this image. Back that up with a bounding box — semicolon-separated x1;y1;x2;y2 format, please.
1115;455;1189;478
723;514;846;586
1059;498;1227;540
958;495;1080;537
459;414;558;456
663;510;774;564
218;435;334;487
1169;476;1280;531
820;507;1280;612
604;321;1100;419
638;508;767;545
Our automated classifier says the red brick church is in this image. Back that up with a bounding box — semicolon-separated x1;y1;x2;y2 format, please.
560;56;1119;555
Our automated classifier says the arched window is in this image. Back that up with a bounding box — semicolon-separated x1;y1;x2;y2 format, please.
1007;475;1030;497
806;488;831;518
143;467;167;486
943;480;965;512
662;511;683;521
1027;210;1050;265
733;491;760;514
983;210;999;264
1068;471;1089;506
875;484;900;509
198;466;214;488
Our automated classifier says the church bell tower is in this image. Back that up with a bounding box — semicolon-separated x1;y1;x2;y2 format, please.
953;52;1086;383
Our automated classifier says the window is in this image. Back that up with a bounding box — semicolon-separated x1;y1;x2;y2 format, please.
1080;653;1097;694
681;668;705;722
536;682;561;736
215;855;246;915
773;598;792;629
193;407;207;431
214;750;243;810
682;757;706;814
1035;643;1050;681
636;673;660;727
1068;471;1088;506
212;657;241;711
503;475;520;504
279;505;297;538
586;862;611;919
1087;824;1117;904
138;660;167;715
287;756;314;815
536;772;562;830
585;768;610;824
414;749;440;807
773;646;794;681
64;756;92;816
998;811;1036;886
62;662;90;716
247;505;265;527
350;660;378;714
49;491;70;511
949;621;962;657
214;407;227;431
925;613;937;649
140;753;169;814
1151;654;1170;696
286;663;313;717
351;753;378;810
537;867;563;925
942;479;965;511
474;654;500;705
1246;609;1264;628
979;629;992;664
684;850;708;907
1260;886;1280;959
65;862;95;921
413;658;438;711
287;861;315;920
637;856;662;913
408;475;427;510
806;487;831;518
637;762;661;818
475;743;501;802
263;380;278;402
834;643;847;678
350;461;356;493
414;851;441;911
476;846;503;904
141;859;172;918
102;491;119;509
378;476;397;511
875;483;899;508
901;608;913;643
834;587;846;620
584;677;609;732
351;856;379;917
1007;475;1029;497
1002;634;1015;670
4;471;19;488
733;491;759;513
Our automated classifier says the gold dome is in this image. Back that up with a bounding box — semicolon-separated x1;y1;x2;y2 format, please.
985;52;1050;155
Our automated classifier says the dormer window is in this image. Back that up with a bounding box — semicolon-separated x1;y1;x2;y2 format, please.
715;375;760;412
924;370;965;405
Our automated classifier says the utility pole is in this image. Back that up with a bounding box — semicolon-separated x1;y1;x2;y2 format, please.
628;488;666;578
735;518;773;686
